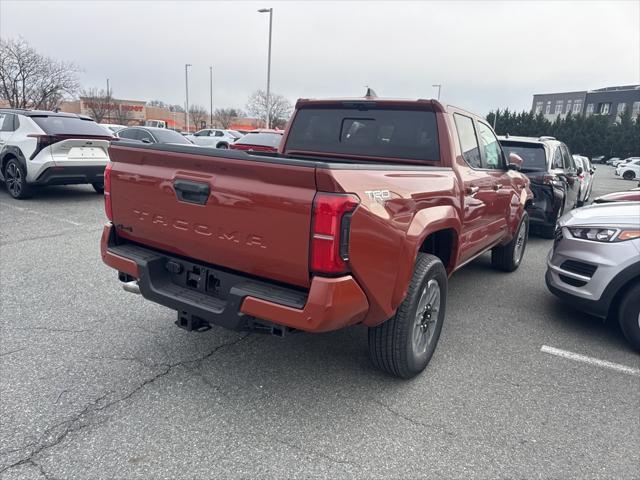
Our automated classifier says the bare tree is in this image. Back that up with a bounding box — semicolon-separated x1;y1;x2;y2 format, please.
0;37;80;109
246;90;292;129
112;105;133;125
213;108;242;129
80;87;113;123
189;104;208;130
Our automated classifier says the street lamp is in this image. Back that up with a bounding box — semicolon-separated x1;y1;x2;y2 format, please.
209;66;213;128
185;63;192;132
432;84;442;101
258;7;273;129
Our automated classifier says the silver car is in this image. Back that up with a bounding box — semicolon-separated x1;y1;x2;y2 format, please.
546;202;640;350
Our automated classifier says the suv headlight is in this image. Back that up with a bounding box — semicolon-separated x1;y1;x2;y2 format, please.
567;227;640;242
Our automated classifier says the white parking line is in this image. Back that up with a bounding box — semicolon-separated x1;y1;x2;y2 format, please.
541;345;640;377
1;203;83;226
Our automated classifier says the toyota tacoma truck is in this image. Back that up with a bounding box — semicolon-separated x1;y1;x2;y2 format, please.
101;95;532;378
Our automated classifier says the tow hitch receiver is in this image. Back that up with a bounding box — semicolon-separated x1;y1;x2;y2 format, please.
176;311;212;332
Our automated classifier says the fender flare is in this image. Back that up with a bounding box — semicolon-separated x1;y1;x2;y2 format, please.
0;146;27;174
391;205;462;308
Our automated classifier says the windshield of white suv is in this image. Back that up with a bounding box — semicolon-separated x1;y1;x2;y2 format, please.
32;116;112;136
500;141;547;171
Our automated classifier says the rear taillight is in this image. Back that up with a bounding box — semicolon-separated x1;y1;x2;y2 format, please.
104;162;113;221
310;193;359;275
27;134;57;159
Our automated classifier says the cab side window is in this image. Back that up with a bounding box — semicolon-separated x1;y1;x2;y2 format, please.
0;113;16;132
476;122;505;170
453;114;481;168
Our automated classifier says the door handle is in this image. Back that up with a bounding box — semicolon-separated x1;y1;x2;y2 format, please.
466;186;479;196
493;183;503;191
173;179;210;205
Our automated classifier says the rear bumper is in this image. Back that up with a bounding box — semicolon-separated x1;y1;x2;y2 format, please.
526;183;562;228
33;165;105;186
100;224;369;333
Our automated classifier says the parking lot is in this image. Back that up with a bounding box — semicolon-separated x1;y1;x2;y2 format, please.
0;165;638;479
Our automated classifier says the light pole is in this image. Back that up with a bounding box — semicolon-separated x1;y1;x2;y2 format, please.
209;66;213;128
185;63;192;132
258;8;273;129
432;84;442;101
106;78;110;123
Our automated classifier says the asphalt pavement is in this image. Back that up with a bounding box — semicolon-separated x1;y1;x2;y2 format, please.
1;165;638;479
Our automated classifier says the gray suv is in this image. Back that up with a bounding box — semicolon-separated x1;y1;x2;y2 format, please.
546;202;640;350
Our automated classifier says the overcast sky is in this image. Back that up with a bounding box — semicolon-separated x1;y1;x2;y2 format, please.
1;0;638;115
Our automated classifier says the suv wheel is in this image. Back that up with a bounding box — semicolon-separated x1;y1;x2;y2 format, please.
4;159;32;199
623;171;636;180
491;213;529;271
368;253;447;379
92;182;104;194
618;282;640;352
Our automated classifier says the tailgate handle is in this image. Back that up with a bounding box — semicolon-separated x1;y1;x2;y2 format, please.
173;180;210;205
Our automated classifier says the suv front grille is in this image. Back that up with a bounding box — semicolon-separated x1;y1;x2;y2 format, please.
560;260;597;278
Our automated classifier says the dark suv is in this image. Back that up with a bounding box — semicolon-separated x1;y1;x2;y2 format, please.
499;136;581;238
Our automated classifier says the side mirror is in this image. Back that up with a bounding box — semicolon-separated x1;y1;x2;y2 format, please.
141;138;152;144
576;166;583;175
507;152;524;171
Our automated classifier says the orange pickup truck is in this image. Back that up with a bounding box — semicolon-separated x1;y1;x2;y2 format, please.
101;95;532;378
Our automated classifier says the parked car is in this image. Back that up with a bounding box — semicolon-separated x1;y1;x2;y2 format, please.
616;156;640;167
606;157;621;166
145;120;166;129
116;126;194;145
593;187;640;203
189;129;241;149
592;155;606;164
572;155;595;206
0;109;113;199
101;96;533;379
499;135;580;238
100;123;126;134
546;202;640;351
616;158;640;180
229;129;284;152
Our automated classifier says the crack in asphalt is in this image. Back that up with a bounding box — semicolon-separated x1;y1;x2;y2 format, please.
272;438;361;469
0;347;25;357
0;333;250;474
372;399;456;437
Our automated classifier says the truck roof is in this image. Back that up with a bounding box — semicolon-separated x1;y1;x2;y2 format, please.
294;97;447;112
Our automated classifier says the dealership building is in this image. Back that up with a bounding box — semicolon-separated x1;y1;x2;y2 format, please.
531;84;640;123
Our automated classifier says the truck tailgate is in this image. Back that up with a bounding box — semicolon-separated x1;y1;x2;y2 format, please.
108;144;316;288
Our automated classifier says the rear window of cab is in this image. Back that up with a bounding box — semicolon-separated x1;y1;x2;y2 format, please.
285;106;440;162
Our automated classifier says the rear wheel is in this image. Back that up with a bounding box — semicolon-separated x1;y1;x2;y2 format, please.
368;253;447;379
4;159;32;199
623;170;636;180
491;213;529;271
217;143;229;149
618;282;640;352
92;182;104;194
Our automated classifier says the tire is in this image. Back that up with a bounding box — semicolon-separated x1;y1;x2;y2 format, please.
217;143;229;149
622;171;636;180
491;212;529;272
3;158;32;199
92;183;104;194
618;282;640;352
368;253;447;379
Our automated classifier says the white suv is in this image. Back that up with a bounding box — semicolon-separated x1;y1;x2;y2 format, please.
616;158;640;181
0;109;113;199
188;129;241;149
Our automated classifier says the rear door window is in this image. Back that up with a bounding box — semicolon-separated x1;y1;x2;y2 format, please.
118;128;139;140
285;106;440;162
552;148;564;169
476;122;504;170
453;114;481;168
